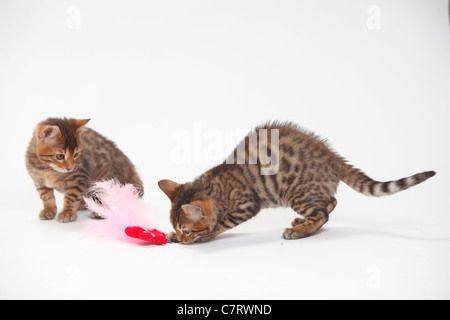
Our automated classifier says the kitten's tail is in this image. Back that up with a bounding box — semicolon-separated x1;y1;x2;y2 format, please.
334;158;435;197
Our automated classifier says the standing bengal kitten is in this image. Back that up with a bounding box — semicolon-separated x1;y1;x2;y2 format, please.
159;122;435;244
26;117;143;223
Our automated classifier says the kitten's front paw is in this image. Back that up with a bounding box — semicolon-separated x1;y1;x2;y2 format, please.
166;231;179;243
57;210;77;223
39;207;57;220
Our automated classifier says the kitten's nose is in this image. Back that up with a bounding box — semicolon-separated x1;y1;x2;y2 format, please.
66;167;73;172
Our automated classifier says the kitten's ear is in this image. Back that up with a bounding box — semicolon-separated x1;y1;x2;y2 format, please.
35;125;61;144
68;118;90;133
158;179;181;202
181;204;205;222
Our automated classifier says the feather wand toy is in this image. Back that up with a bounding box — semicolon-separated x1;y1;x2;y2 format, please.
83;179;166;245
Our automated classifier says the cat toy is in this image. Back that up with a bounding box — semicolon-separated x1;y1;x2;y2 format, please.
83;179;167;245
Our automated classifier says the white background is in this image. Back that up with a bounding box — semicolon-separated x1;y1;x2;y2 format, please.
0;0;449;299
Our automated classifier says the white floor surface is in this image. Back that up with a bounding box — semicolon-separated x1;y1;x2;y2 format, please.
1;182;449;299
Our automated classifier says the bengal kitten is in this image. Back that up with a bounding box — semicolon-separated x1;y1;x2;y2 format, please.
26;117;143;223
159;122;435;244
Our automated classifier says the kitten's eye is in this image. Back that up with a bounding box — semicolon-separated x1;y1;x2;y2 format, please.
182;229;190;235
55;154;65;160
74;152;80;158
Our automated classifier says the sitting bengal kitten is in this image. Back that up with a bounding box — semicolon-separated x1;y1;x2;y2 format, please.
26;117;143;223
159;122;435;244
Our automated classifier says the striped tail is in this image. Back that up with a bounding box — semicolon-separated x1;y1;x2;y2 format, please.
336;161;436;197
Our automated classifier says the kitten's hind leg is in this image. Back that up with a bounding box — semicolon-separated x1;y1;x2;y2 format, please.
291;197;337;227
284;197;337;239
89;211;105;219
78;198;87;210
82;188;105;219
129;173;144;198
78;199;104;219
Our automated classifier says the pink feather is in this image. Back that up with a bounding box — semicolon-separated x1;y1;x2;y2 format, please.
83;179;153;242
